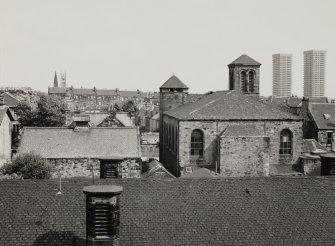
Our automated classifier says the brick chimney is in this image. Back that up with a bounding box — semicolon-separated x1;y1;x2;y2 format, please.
83;185;123;246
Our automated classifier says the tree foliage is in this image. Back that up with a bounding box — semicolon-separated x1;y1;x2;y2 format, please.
121;99;139;115
0;153;52;179
15;94;67;127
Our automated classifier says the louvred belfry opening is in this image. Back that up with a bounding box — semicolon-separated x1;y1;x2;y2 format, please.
83;185;123;246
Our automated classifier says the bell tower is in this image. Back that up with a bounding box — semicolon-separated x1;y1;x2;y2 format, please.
60;72;67;88
228;54;261;95
159;75;189;161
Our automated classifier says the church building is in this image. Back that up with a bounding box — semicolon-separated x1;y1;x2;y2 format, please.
159;55;304;177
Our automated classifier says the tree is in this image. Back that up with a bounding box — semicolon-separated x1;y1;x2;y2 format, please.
122;99;139;116
113;102;121;112
15;94;67;127
0;153;52;179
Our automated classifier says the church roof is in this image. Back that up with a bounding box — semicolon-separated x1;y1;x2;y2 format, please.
229;54;261;66
164;91;302;121
160;75;189;89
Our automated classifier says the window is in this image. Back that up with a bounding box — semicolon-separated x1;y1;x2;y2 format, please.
326;132;333;147
241;71;247;92
280;129;292;155
248;71;255;92
191;129;204;157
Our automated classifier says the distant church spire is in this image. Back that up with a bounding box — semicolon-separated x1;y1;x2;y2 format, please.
54;71;59;87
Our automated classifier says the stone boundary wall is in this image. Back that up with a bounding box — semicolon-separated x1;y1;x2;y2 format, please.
47;158;100;178
47;158;142;178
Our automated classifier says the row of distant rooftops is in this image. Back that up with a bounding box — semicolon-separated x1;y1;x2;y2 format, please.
49;54;262;95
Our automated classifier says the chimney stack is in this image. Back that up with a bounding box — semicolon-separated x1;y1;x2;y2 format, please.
83;185;123;246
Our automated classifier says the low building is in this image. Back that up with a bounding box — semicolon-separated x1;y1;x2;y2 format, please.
0;177;335;245
145;113;159;132
18;119;141;178
301;98;335;151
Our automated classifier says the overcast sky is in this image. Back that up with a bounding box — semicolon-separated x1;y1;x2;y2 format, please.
1;0;334;97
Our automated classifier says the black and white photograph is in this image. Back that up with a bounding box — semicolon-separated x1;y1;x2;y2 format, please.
0;0;335;245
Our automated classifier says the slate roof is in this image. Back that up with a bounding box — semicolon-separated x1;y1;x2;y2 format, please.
222;124;266;137
286;97;302;107
115;113;133;127
1;92;21;107
0;107;15;124
1;177;335;245
18;127;141;159
309;103;335;129
302;139;328;154
142;160;175;178
160;75;189;89
228;54;261;66
165;91;302;121
309;97;329;104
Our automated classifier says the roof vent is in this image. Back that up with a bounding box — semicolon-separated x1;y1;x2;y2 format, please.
72;114;90;131
323;113;331;120
83;185;123;245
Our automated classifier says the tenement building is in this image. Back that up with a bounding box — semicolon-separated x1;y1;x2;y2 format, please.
160;55;303;177
303;50;326;97
272;53;292;97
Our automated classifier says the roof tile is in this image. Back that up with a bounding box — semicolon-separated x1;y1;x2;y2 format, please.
0;177;335;245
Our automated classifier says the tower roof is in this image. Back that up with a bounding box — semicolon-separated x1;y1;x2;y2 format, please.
160;75;188;89
228;54;261;66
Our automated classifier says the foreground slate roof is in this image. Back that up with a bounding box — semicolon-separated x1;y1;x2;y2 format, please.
18;127;141;159
0;177;335;245
309;103;335;129
165;91;302;121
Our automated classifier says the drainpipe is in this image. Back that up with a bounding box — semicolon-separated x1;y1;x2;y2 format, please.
216;120;219;174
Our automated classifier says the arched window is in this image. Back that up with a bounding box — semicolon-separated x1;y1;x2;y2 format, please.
248;71;255;93
280;129;292;155
241;71;247;93
191;129;204;157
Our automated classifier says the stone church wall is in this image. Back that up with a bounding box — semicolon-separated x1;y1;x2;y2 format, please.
177;119;303;176
220;136;270;177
